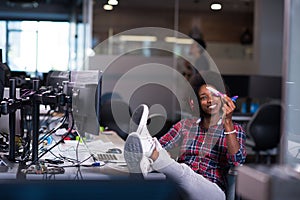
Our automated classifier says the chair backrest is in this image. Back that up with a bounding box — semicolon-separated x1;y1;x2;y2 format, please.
147;113;167;138
247;102;282;151
100;99;132;140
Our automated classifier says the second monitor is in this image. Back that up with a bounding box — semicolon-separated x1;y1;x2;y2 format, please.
72;70;102;137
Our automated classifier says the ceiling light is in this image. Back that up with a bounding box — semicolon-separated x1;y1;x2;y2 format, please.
119;35;157;42
103;4;113;10
165;37;194;44
108;0;118;6
210;3;222;11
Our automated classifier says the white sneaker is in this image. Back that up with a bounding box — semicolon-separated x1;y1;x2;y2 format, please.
130;104;150;136
130;104;155;156
125;104;163;176
124;132;154;177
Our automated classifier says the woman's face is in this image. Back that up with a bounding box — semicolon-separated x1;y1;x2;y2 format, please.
198;84;222;116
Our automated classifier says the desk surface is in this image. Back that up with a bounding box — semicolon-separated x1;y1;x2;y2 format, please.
0;131;165;181
1;131;125;179
232;113;253;122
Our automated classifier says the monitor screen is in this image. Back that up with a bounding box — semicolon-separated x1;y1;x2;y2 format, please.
72;70;102;137
222;75;250;98
248;75;282;99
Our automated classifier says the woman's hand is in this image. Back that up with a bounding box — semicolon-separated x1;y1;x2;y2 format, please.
221;95;236;125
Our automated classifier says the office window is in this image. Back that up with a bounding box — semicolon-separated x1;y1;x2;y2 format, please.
0;21;6;62
6;21;70;74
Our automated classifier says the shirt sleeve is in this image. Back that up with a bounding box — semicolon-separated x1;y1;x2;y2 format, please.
226;123;247;166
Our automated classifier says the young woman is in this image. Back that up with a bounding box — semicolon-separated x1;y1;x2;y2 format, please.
124;71;247;200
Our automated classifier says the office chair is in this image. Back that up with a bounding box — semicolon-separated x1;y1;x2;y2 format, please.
226;167;239;200
100;99;132;140
246;102;282;164
147;113;168;138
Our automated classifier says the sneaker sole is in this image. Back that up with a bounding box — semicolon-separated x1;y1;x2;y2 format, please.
124;134;144;176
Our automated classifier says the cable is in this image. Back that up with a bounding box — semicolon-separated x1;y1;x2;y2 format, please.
26;110;74;168
79;155;93;165
74;166;83;180
20;112;67;163
38;115;66;144
75;130;98;162
47;150;63;161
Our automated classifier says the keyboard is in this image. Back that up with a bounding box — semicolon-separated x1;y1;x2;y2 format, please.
96;153;126;163
97;153;118;161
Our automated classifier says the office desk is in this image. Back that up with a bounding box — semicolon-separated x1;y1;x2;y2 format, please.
0;130;165;181
1;129;172;200
232;112;252;132
232;112;252;126
232;114;252;122
0;178;179;200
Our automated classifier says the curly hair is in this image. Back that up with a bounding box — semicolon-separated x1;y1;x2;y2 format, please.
189;71;230;118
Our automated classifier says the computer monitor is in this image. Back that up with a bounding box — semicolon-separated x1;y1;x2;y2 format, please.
248;75;282;99
72;70;102;137
222;75;250;97
46;70;70;89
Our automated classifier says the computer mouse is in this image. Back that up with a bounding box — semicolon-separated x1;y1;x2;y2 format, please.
107;148;122;154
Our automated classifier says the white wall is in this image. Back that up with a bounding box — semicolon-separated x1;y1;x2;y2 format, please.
254;0;284;76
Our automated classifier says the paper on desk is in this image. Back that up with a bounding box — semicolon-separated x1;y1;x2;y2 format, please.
44;139;118;162
59;139;116;153
85;139;118;153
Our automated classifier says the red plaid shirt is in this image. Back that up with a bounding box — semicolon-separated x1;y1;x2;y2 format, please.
159;117;247;191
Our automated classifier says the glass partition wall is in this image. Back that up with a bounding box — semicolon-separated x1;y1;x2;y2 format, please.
91;0;254;72
0;0;87;76
0;0;254;77
89;0;255;123
282;0;300;171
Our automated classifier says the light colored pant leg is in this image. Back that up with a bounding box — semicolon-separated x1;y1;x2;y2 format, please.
151;149;225;200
